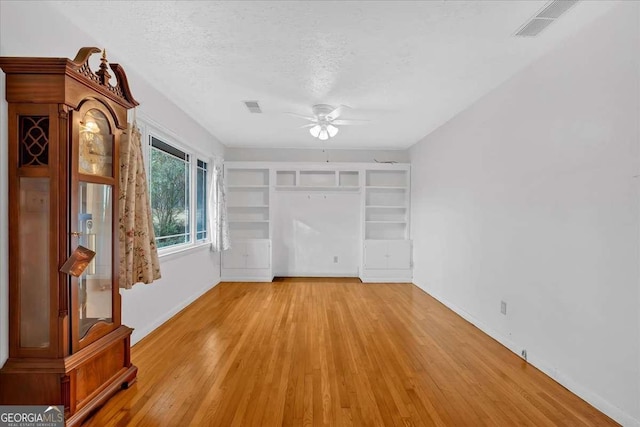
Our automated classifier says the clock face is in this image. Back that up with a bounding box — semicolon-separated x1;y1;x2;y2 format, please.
79;109;113;177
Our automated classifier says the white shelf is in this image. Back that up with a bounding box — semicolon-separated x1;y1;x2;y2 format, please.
365;225;407;240
276;170;297;186
275;169;361;191
275;185;360;192
364;168;410;241
228;221;270;239
365;186;407;190
339;171;360;187
299;170;336;187
365;170;408;187
225;166;271;242
363;237;409;241
226;168;269;186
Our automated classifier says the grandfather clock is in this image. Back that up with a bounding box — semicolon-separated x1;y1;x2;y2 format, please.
0;47;138;426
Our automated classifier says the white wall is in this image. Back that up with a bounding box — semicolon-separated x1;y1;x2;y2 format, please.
226;147;409;163
272;192;361;276
0;0;226;364
121;248;221;344
410;3;639;426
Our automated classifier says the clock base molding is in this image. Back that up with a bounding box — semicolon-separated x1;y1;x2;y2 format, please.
66;365;137;427
0;326;136;425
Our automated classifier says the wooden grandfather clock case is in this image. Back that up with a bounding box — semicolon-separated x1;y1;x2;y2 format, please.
0;47;138;426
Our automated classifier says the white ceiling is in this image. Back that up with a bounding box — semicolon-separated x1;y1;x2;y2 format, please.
51;1;616;150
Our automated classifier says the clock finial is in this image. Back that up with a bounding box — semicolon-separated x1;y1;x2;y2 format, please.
96;48;111;86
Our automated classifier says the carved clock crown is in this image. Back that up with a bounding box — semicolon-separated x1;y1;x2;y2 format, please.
71;47;139;108
0;46;139;109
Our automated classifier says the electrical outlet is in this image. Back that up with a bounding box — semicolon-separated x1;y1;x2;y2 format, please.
333;256;338;263
500;301;507;315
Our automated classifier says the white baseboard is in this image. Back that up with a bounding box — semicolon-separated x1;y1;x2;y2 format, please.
221;276;274;282
360;268;412;283
413;280;639;427
130;279;221;346
273;271;359;278
360;277;413;283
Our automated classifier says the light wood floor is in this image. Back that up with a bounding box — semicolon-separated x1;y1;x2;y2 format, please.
83;278;617;426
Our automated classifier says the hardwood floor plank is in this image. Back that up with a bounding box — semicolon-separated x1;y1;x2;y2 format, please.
82;279;619;427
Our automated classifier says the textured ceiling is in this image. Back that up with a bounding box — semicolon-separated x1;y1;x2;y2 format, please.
51;1;616;149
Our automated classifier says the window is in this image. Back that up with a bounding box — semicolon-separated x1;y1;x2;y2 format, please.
149;137;190;248
148;134;209;251
196;160;208;241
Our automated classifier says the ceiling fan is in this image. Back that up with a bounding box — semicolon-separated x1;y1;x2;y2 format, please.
286;104;368;140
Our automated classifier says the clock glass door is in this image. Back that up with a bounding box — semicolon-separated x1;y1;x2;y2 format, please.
77;181;113;338
73;105;117;346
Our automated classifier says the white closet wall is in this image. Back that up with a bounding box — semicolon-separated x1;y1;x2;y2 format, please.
273;192;360;276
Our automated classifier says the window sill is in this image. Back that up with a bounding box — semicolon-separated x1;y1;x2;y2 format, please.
158;241;211;260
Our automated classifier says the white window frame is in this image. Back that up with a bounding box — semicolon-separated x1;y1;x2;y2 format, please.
195;158;209;243
138;118;212;256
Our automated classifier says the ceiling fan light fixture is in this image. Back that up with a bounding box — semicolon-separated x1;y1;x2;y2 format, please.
309;124;322;138
318;128;329;141
296;104;360;140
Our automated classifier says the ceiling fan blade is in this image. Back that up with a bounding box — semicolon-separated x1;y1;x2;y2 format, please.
332;119;369;125
326;105;349;121
285;112;316;121
298;123;317;129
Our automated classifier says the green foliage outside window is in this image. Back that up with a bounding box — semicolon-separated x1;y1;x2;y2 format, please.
150;145;190;248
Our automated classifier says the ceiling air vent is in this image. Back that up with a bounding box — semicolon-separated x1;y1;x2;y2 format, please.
537;0;579;19
243;100;262;113
515;0;579;37
515;18;554;37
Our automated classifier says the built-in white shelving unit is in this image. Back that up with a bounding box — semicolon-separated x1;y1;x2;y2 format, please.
274;169;360;192
364;169;409;240
361;166;412;282
222;165;272;281
220;162;411;283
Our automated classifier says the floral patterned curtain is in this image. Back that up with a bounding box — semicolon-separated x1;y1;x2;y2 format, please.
209;162;230;252
119;121;161;288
